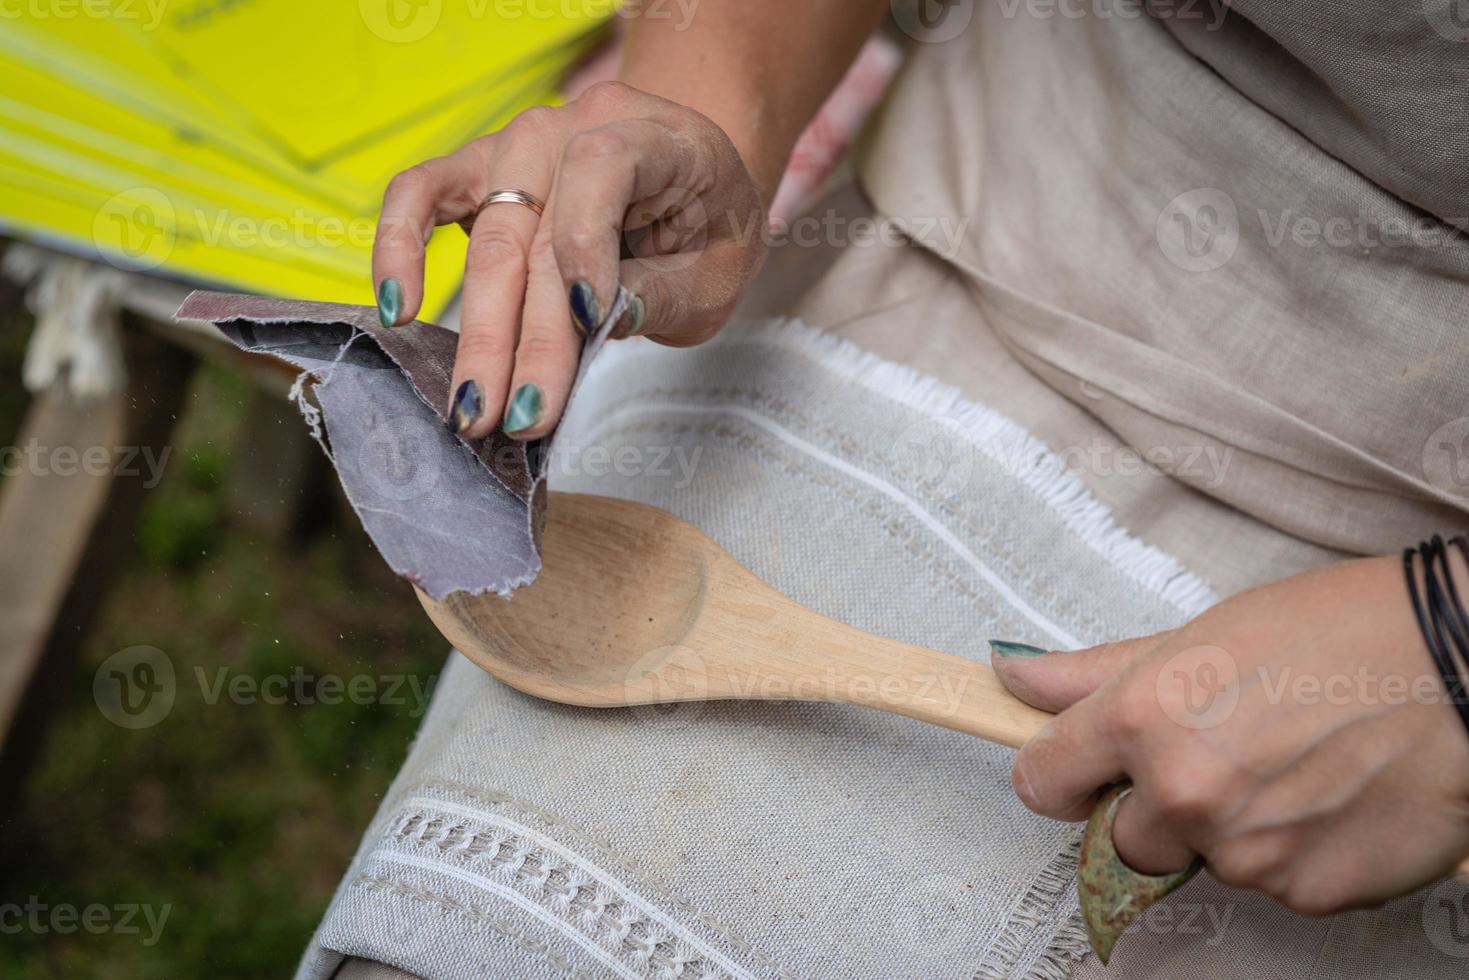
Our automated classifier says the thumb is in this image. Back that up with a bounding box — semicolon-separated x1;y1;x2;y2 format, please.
989;634;1167;713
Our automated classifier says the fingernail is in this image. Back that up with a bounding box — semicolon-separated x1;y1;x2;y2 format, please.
503;383;543;435
989;640;1050;659
448;379;483;435
569;281;600;336
624;293;647;337
377;277;402;328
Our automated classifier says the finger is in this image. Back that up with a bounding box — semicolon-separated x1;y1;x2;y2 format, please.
449;116;561;440
374;147;492;327
550;117;703;336
1012;692;1127;821
501;199;579;440
1111;785;1200;875
992;633;1166;713
610;235;757;345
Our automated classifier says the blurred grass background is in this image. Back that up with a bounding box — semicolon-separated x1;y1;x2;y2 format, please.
0;292;446;978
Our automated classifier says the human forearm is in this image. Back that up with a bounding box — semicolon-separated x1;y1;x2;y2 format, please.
618;0;890;201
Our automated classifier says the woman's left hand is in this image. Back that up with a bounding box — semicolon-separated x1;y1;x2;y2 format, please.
994;554;1469;914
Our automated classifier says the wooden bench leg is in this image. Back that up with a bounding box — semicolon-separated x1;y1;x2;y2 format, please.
0;325;194;819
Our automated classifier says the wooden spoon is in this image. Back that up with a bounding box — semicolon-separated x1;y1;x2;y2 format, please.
416;492;1469;963
415;492;1052;747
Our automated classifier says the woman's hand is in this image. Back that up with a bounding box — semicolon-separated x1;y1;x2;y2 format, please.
994;555;1469;914
372;81;767;441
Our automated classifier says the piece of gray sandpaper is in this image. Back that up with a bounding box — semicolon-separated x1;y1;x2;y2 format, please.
174;288;630;599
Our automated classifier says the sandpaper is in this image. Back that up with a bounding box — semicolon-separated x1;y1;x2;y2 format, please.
174;288;629;599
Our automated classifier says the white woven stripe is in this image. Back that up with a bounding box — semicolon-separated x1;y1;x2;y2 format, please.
379;852;645;980
403;796;758;980
581;399;1085;649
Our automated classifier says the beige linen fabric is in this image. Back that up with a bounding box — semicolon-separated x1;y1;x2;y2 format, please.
862;0;1469;555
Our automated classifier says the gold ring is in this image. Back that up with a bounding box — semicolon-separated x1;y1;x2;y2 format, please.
478;188;545;217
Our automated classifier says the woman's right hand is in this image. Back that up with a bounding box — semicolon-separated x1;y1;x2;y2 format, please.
372;81;769;442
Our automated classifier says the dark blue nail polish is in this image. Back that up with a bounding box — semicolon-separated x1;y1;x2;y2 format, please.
989;640;1050;659
449;379;483;435
569;281;600;336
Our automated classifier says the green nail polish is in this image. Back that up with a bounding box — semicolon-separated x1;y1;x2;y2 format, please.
625;293;647;336
377;277;402;328
989;640;1050;659
504;383;544;435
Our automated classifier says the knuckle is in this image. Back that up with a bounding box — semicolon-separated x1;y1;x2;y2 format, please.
456;328;515;365
515;332;570;363
1150;767;1222;821
501;104;557;143
564;127;630;163
526;232;559;274
386;163;435;198
576;80;636;115
467;224;532;267
1106;680;1159;741
552;224;609;264
1279;877;1344;918
1209;841;1278;888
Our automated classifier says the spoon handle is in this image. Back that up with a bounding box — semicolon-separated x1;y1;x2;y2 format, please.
722;606;1053;748
835;638;1053;749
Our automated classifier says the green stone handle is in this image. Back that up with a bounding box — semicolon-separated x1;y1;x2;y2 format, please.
1078;782;1203;965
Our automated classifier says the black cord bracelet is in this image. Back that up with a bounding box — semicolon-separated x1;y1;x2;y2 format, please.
1403;537;1469;738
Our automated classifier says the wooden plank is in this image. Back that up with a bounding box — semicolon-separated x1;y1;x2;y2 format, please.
0;325;194;813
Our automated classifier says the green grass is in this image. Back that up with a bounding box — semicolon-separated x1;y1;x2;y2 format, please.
0;302;446;978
